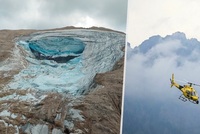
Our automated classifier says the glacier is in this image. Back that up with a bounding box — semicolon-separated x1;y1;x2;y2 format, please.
6;29;125;95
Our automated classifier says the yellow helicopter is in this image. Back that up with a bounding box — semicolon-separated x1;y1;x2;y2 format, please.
170;74;199;104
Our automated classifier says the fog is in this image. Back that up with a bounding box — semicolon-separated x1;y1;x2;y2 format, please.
123;32;200;134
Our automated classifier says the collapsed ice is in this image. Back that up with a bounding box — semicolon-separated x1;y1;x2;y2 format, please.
28;37;86;63
7;29;125;95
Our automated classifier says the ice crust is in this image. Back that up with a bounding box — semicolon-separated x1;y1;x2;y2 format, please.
8;29;125;95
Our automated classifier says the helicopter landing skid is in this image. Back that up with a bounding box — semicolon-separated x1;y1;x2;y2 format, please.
179;94;187;102
189;99;198;104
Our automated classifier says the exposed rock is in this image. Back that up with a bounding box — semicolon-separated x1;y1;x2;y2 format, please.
0;26;125;134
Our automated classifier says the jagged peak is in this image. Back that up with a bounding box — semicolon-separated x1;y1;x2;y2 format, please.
130;32;200;55
165;31;186;40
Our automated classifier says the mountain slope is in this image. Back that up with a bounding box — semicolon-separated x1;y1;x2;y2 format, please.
0;27;125;134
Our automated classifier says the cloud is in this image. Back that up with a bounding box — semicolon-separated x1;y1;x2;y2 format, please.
125;32;200;99
127;0;200;47
123;32;200;134
0;0;127;32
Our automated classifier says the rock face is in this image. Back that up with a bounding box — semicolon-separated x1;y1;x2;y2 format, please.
0;27;125;134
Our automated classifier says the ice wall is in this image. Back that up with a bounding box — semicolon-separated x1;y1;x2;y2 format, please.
8;29;125;95
28;37;86;63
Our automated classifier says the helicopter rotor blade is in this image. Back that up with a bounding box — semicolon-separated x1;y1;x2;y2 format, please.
172;77;200;87
183;79;189;82
192;83;200;87
185;82;200;87
174;79;187;84
183;78;200;86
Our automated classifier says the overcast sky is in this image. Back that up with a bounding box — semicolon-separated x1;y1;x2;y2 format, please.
127;0;200;47
123;32;200;134
0;0;127;32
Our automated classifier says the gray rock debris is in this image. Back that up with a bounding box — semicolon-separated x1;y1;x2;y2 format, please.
22;123;49;134
52;128;64;134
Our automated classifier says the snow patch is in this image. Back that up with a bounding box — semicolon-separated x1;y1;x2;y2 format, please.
69;108;84;121
0;93;47;105
64;120;74;130
0;110;17;119
14;125;19;134
11;113;18;118
21;115;26;120
0;110;11;117
70;129;83;134
0;119;8;127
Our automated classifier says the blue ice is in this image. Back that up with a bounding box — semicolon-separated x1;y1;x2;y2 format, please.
10;37;87;95
28;37;86;56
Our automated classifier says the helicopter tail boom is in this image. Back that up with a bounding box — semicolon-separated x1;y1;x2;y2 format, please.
170;74;182;89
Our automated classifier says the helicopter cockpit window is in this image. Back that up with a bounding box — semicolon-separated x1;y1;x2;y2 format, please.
186;91;190;94
191;91;196;96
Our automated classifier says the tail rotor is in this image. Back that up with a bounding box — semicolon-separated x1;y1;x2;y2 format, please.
170;74;174;87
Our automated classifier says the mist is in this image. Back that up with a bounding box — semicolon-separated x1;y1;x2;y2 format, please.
123;32;200;134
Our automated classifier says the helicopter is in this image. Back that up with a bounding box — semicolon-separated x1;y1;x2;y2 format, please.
170;74;199;104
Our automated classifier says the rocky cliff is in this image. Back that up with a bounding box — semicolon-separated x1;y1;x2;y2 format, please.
0;27;125;134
